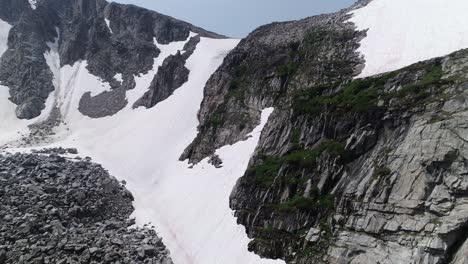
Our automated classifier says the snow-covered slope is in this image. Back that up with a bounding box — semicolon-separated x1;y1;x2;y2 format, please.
349;0;468;77
0;26;284;263
50;37;282;264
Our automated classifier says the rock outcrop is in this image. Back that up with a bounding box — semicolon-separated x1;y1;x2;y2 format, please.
134;35;200;109
0;151;173;264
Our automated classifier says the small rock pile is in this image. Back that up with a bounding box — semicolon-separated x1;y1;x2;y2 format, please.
31;147;79;155
0;152;172;264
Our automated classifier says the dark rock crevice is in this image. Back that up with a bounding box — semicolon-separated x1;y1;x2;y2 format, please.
445;223;468;263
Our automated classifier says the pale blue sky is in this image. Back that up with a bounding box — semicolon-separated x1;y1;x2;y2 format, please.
113;0;356;38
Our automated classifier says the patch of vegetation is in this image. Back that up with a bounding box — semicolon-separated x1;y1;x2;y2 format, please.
227;64;249;102
233;64;248;78
207;113;223;128
277;62;299;78
283;140;345;168
292;78;383;116
373;166;391;179
292;62;451;118
276;41;302;78
276;194;335;212
318;195;335;210
297;219;334;259
283;149;320;168
290;128;301;148
247;156;282;187
226;88;245;101
415;64;445;87
316;140;345;157
256;225;289;238
384;64;451;106
328;79;380;112
428;110;453;124
247;140;344;187
430;218;442;226
277;172;304;186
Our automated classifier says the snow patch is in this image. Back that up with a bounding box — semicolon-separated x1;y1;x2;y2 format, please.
29;0;37;10
349;0;468;77
105;18;112;34
114;73;123;83
0;19;10;57
0;87;30;146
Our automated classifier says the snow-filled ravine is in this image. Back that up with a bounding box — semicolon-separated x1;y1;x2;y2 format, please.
0;26;284;264
349;0;468;78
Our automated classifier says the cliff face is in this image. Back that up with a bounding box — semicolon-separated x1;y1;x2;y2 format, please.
232;51;468;264
182;1;468;263
180;7;366;163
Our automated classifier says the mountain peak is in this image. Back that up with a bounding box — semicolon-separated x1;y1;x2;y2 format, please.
0;0;226;119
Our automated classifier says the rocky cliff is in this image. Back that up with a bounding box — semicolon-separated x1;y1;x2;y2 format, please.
183;0;468;263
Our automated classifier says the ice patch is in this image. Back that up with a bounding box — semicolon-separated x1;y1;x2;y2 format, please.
349;0;468;77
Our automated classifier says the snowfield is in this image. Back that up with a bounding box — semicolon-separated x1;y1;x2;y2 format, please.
0;27;284;264
349;0;468;77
